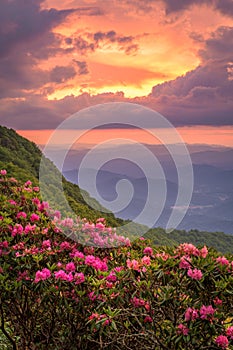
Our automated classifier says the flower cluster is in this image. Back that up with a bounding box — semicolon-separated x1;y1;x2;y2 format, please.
1;171;233;350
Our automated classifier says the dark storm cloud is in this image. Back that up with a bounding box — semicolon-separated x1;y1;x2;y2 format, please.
162;0;233;17
0;0;75;58
199;26;233;61
215;0;233;17
75;37;96;55
74;31;138;55
74;61;89;75
50;66;77;83
93;30;132;44
117;0;233;15
0;0;77;99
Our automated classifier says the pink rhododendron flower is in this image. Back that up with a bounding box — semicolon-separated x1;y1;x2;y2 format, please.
8;199;17;205
103;319;111;326
226;326;233;339
32;197;40;206
89;313;99;320
34;268;51;283
24;180;32;186
60;218;74;228
33;186;40;192
0;169;7;175
141;256;151;266
11;224;24;237
74;272;85;284
216;256;229;266
177;324;189;335
214;297;222;306
30;213;40;222
54;270;73;282
96;218;105;222
0;241;8;249
24;224;36;234
53;210;61;219
88;291;97;301
131;297;145;308
177;243;199;256
106;282;113;288
106;272;117;282
85;255;96;265
215;335;229;348
60;241;72;250
42;240;51;250
200;245;208;258
185;307;199;321
85;255;108;271
179;256;191;269
200;305;215;320
17;271;30;281
9;177;17;183
13;242;25;250
144;316;153;323
73;251;84;259
155;252;169;261
114;266;124;272
65;262;76;272
143;247;153;256
127;259;140;271
16;212;27;219
187;268;203;280
95;222;105;229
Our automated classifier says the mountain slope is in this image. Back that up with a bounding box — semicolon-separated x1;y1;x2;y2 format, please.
0;126;123;228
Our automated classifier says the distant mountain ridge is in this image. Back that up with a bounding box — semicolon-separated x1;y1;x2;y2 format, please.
63;146;233;234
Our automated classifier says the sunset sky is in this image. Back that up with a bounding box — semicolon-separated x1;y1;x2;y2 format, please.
0;0;233;146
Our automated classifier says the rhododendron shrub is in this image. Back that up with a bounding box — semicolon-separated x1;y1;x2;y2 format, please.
1;172;233;349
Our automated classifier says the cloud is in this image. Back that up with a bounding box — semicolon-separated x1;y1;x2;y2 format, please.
198;26;233;61
74;30;138;55
0;93;127;130
162;0;233;17
146;26;233;126
74;61;89;75
50;66;77;83
93;30;138;54
0;1;232;130
0;0;75;58
215;0;233;17
75;6;104;16
75;37;95;55
0;0;77;99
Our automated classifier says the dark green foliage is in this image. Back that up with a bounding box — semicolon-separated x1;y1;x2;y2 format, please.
146;227;233;254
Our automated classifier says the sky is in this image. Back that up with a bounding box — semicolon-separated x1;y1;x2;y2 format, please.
0;0;233;146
